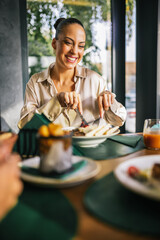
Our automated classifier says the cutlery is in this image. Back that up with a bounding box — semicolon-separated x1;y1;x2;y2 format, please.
74;108;89;127
87;117;101;125
64;101;89;127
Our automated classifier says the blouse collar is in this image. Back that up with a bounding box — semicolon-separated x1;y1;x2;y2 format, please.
37;62;87;84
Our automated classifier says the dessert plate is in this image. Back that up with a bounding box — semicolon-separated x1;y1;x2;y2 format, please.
19;156;100;188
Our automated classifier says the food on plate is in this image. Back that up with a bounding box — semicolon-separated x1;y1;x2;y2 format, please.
151;163;160;180
84;125;104;137
73;124;119;137
127;166;148;182
94;125;111;136
105;126;119;136
127;163;160;188
73;125;95;136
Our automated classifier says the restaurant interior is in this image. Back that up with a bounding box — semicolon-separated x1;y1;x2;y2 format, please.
0;0;160;240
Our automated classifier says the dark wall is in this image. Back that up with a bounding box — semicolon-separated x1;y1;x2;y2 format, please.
136;0;158;131
0;0;23;132
111;0;125;106
158;0;160;118
111;0;125;133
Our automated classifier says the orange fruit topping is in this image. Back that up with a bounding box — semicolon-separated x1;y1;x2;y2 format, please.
38;125;50;137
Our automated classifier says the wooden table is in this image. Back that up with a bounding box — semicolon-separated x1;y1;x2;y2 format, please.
62;148;160;240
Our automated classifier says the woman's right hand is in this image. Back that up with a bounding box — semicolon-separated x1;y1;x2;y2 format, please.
0;153;23;220
57;91;83;114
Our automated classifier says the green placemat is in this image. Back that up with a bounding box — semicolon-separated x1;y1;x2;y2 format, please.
73;136;145;160
0;183;77;240
84;172;160;237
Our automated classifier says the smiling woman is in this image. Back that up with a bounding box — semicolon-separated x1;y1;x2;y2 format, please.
18;17;126;130
51;18;86;82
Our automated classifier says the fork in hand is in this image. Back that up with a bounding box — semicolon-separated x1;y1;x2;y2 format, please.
64;101;89;127
74;108;89;127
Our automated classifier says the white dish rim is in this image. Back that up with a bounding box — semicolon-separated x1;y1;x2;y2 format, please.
72;129;120;140
19;156;101;188
114;154;160;201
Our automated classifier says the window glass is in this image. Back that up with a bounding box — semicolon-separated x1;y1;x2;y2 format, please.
27;0;136;132
125;0;136;132
27;0;112;89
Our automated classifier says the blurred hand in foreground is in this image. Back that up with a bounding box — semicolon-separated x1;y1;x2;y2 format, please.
0;133;18;163
0;153;23;220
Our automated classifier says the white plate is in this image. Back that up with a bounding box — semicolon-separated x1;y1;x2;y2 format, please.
63;127;76;131
114;155;160;201
72;130;120;148
19;156;101;188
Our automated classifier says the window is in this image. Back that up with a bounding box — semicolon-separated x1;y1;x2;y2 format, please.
26;0;136;132
125;0;136;132
27;0;112;89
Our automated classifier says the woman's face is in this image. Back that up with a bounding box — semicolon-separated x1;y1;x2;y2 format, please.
52;23;86;70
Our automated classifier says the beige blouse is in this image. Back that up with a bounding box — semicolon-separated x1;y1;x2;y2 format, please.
18;63;127;129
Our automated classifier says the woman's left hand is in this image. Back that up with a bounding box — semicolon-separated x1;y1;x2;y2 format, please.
98;90;115;117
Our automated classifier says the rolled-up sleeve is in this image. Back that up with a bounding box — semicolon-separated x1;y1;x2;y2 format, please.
36;96;62;122
18;82;38;129
18;77;63;129
97;74;127;126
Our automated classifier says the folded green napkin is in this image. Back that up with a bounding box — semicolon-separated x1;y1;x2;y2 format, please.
108;135;142;148
23;113;51;129
73;136;144;160
22;160;87;179
14;113;51;156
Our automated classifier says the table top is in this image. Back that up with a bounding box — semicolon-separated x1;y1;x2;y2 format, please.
5;132;160;240
62;147;160;240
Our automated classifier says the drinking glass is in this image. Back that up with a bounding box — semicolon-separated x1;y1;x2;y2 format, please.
143;119;160;150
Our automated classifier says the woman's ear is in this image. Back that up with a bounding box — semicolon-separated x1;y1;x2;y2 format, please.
52;38;56;49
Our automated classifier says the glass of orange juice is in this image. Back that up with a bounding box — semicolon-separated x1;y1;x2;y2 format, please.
143;119;160;150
